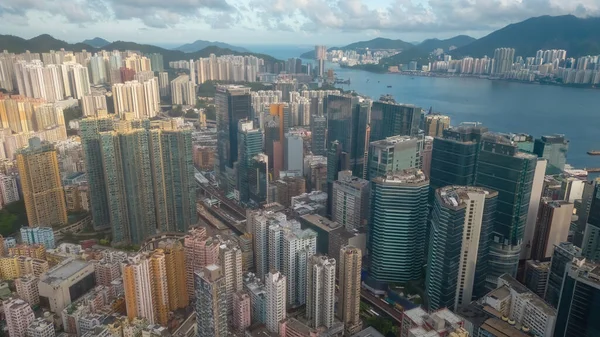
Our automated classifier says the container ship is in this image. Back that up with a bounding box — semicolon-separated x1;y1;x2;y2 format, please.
587;151;600;156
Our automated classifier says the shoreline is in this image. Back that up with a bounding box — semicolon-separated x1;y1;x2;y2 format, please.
340;64;598;90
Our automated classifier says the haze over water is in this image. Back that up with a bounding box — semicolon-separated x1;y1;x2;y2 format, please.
328;63;600;170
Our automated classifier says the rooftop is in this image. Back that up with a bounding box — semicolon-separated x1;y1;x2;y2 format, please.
373;169;428;185
497;274;557;316
370;135;420;148
481;318;530;337
350;327;385;337
39;258;92;286
300;214;341;232
437;186;497;209
404;307;428;326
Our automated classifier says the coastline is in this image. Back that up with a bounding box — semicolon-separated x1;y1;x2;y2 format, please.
340;64;598;90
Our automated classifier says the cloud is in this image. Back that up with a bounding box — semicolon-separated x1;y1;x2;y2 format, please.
0;0;239;28
1;0;599;34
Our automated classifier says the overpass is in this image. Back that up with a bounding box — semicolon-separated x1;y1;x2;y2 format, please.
360;290;404;325
194;170;246;220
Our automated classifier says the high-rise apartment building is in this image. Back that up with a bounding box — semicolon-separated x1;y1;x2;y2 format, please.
243;272;267;325
15;275;40;306
555;258;600;337
89;55;108;85
367;135;424;180
170;75;195;106
426;186;498;311
306;255;336;329
475;133;537;289
158;72;170;97
148;250;169;326
215;85;252;187
282;228;318;306
219;239;243;313
148;53;164;72
122;254;155;324
424;114;450;137
545;242;581;307
531;199;574;261
20;227;55;249
370;99;422;141
17;137;67;226
332;171;370;230
4;298;35;337
492;47;515;75
533;134;569;174
369;169;429;287
338;245;362;335
112;78;160;118
0;174;20;205
158;240;189;310
195;265;228;337
184;228;219;298
81;119;196;244
82;93;108;117
573;179;599;247
265;270;287;334
233;291;251;332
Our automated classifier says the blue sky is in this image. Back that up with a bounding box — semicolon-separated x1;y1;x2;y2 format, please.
0;0;598;46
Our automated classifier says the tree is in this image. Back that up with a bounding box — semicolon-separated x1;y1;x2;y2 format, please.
185;110;199;119
169;105;183;117
63;106;83;126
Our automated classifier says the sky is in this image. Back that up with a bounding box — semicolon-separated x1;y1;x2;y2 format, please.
0;0;599;47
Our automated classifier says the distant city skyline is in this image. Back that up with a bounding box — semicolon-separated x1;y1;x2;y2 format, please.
1;0;599;46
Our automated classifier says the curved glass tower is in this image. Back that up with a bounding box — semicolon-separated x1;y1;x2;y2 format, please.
369;169;429;286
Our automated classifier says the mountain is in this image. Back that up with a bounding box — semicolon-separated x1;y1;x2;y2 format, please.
175;40;249;53
0;34;94;53
0;34;281;65
299;37;413;58
340;37;413;51
81;37;111;48
451;15;600;58
380;35;475;66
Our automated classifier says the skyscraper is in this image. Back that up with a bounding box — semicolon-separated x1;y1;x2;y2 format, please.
555;258;600;337
219;240;243;313
112;78;160;118
426;186;498;311
184;228;219;299
533;134;569;174
237;120;263;205
338;245;363;335
582;183;600;261
424;114;451;137
475;133;537;288
17;137;67;226
282;228;317;306
332;171;370;230
170;75;195;106
545;242;581;307
429;123;488;193
367;135;424;181
284;133;304;174
195;265;228;337
265;270;287;334
158;240;189;310
306;255;336;329
315;45;327;77
149;250;169;326
215;85;252;187
531;199;574;261
370;99;422;141
311;115;327;156
326;94;368;176
369;169;429;287
80;117;114;230
492;47;515;75
521;158;547;261
573;179;599;247
249;153;270;205
81;119;196;244
122;254;155;324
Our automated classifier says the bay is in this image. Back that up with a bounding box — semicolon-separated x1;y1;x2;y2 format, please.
328;62;600;170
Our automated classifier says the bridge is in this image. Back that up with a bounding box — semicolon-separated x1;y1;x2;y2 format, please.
138;232;187;252
194;170;246;220
360;290;404;325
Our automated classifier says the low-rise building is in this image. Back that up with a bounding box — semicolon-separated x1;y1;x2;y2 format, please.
38;258;96;313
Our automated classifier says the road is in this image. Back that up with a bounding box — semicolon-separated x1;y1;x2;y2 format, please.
361;290;404;324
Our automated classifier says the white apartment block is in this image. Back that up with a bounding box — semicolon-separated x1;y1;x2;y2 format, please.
265;270;287;334
306;255;336;329
4;298;35;337
15;275;40;306
0;173;19;205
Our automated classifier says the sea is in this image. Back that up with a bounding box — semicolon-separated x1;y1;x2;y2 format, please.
246;46;600;171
